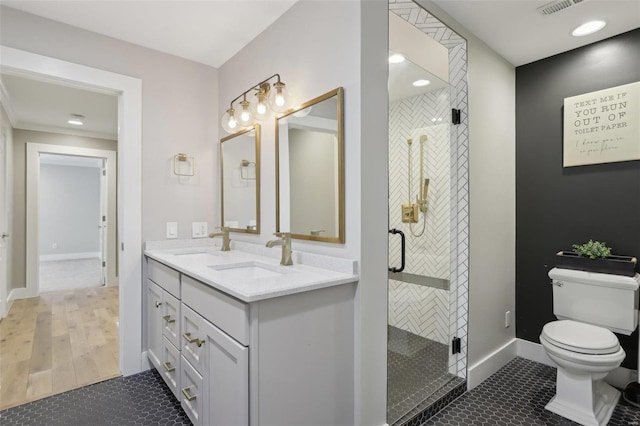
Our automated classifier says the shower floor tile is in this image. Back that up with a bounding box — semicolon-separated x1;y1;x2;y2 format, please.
388;326;459;425
424;357;640;426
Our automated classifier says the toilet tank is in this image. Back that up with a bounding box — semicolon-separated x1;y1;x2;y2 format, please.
549;267;640;335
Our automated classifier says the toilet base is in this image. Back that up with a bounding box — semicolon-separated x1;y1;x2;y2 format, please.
545;367;620;426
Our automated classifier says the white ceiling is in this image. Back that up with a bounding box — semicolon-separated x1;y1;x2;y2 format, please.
431;0;640;66
388;55;449;102
1;72;118;140
2;0;298;68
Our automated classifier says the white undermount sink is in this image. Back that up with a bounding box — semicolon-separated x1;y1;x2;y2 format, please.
208;261;292;279
173;250;230;263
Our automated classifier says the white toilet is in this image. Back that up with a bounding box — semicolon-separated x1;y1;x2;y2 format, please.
541;267;640;426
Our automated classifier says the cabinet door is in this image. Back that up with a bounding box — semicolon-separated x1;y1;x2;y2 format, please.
180;355;203;426
146;279;163;368
160;336;181;400
204;321;249;426
162;291;180;348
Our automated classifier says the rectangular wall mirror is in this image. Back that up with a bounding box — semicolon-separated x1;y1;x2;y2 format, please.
220;124;260;234
276;87;344;243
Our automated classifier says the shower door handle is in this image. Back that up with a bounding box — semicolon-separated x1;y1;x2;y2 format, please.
388;229;405;273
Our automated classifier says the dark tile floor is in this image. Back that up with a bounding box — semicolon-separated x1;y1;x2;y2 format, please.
424;357;640;426
388;325;458;425
2;354;638;426
0;369;191;426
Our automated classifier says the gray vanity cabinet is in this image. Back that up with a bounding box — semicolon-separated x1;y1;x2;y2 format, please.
146;260;182;400
145;254;356;426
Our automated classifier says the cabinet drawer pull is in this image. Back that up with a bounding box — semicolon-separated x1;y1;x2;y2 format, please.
181;387;197;401
182;332;204;347
163;315;175;323
155;301;162;308
162;361;175;372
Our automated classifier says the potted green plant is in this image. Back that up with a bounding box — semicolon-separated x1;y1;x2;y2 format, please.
556;240;637;276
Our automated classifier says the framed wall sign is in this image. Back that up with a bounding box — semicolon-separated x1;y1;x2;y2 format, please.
563;81;639;167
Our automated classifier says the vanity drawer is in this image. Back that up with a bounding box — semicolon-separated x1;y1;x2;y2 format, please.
180;355;203;426
160;336;181;400
162;291;181;348
181;275;249;345
181;304;208;375
148;258;180;298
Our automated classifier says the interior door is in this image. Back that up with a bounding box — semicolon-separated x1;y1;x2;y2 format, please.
100;159;107;286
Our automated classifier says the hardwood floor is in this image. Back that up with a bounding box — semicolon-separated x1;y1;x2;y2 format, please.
0;286;119;410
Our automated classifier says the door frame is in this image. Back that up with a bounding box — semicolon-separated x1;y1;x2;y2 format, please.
0;127;8;318
27;145;117;291
0;46;143;376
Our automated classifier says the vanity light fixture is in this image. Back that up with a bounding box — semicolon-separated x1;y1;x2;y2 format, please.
572;20;606;37
221;74;291;133
389;53;405;64
67;114;84;126
413;79;430;87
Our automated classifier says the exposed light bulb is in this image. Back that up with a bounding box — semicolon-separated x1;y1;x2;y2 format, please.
268;80;291;113
257;103;267;114
221;107;239;133
238;98;253;127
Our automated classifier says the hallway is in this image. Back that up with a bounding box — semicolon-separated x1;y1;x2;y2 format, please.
0;286;119;410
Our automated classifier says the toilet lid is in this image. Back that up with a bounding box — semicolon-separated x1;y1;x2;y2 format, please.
542;320;620;355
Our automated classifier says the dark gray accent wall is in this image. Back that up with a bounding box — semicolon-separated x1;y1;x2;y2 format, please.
516;29;640;369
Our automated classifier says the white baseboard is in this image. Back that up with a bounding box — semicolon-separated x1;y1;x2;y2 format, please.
140;350;151;372
40;251;100;262
0;295;12;319
516;338;554;367
516;338;637;389
468;338;517;390
8;286;37;301
469;337;638;390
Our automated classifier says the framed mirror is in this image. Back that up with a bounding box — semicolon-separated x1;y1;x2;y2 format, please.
220;124;260;234
276;87;344;243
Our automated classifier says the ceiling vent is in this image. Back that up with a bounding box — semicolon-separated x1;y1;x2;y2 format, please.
537;0;584;15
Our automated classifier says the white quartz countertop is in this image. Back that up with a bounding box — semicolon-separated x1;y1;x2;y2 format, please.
144;245;359;303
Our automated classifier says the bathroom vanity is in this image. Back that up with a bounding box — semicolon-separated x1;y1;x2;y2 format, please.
144;242;358;426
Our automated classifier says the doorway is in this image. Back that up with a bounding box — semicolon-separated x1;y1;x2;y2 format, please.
0;45;143;379
386;2;470;424
30;147;118;294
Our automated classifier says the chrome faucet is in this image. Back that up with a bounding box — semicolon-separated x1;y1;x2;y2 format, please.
266;232;293;266
209;226;231;251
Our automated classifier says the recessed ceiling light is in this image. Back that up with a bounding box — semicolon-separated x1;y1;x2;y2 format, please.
68;114;84;126
572;20;606;37
389;53;405;64
412;79;431;87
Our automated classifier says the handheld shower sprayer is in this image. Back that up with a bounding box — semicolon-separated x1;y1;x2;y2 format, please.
402;134;429;237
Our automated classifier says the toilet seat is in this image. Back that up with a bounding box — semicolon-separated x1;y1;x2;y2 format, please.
541;320;619;355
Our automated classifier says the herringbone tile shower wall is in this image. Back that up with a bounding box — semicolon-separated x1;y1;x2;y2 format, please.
388;88;451;345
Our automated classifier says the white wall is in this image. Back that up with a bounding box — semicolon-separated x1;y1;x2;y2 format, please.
39;164;101;256
416;0;517;380
0;6;218;244
217;1;360;259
